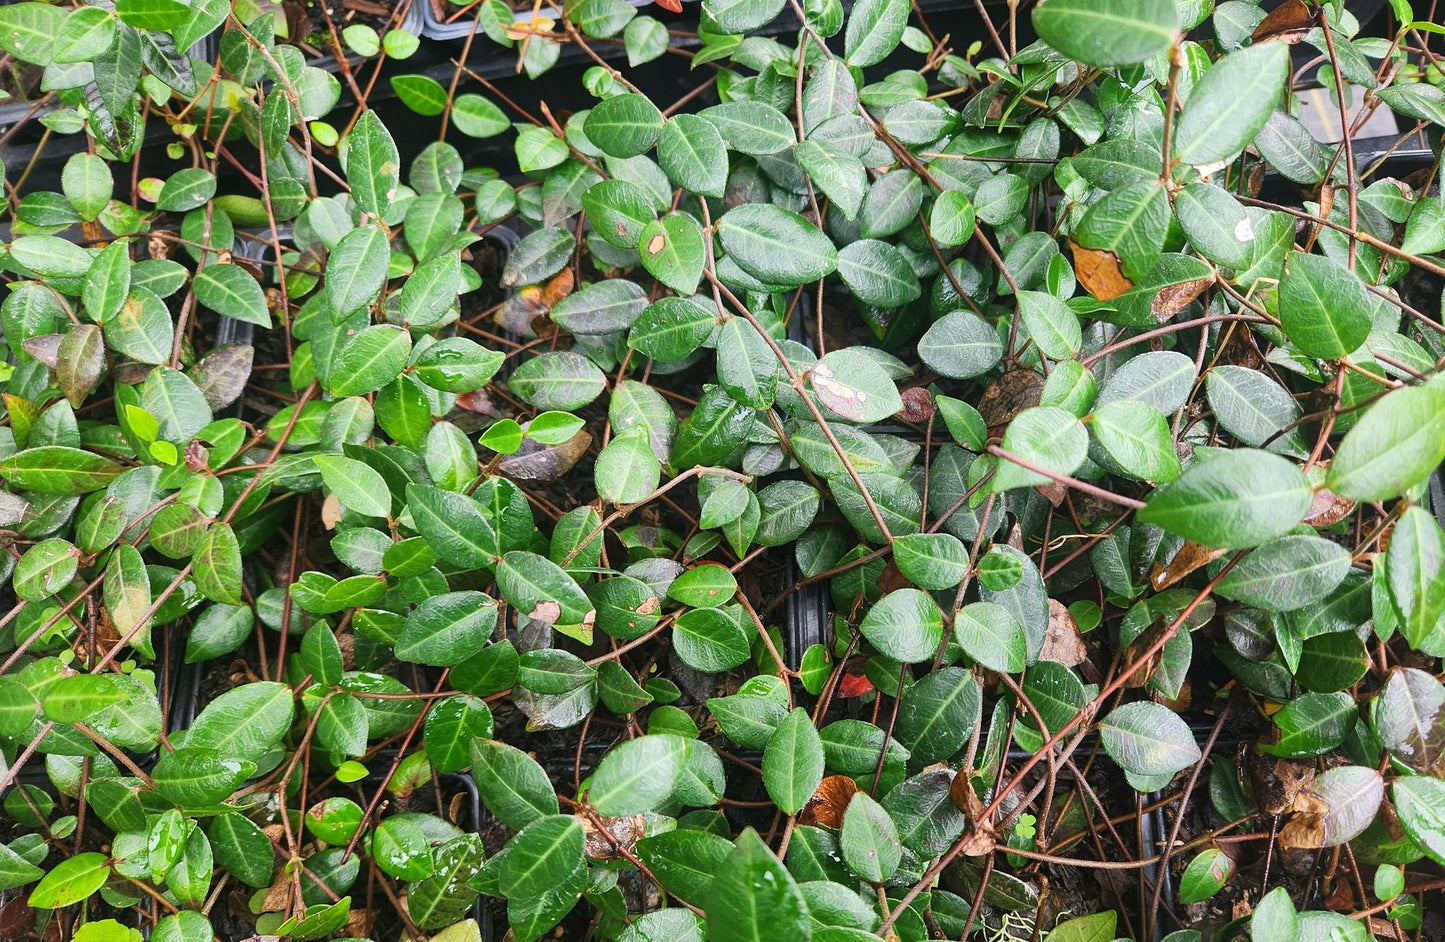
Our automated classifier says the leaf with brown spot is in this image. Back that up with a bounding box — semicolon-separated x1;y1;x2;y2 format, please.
1069;240;1134;302
528;601;563;624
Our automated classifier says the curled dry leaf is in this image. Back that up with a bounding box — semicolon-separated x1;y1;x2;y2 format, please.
1251;0;1316;44
1069;240;1134;302
497;428;593;481
583;813;649;859
799;775;859;828
978;369;1044;434
898;385;935;423
1041;599;1088;667
1150;541;1228;591
1151;274;1214;322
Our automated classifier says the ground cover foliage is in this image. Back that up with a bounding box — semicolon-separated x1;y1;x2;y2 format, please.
1;0;1445;940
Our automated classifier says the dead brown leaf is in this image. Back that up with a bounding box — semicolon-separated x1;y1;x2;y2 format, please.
1151;275;1214;322
1150;541;1228;592
978;369;1044;435
799;775;859;829
898;386;934;423
1069;240;1134;302
1251;0;1316;44
1041;599;1087;667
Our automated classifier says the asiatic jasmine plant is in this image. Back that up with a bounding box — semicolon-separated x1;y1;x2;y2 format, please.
1;0;1444;940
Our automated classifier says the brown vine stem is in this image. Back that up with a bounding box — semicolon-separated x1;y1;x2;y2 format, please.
879;553;1248;933
987;446;1147;510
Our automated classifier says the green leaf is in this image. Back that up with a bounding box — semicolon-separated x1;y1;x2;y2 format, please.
1250;887;1298;942
590;734;688;814
891;532;968;591
629;297;716;362
953;601;1027;673
1206;366;1307;456
152;747;256;806
396;592;498;667
1385;508;1445;650
1099;702;1201;781
586;93;664;158
840;792;901;882
705;829;809;942
187;681;295;762
1075;181;1169;280
917;311;1003;379
470;739;560;829
1277;252;1371;360
0;2;66;65
1031;0;1176;66
1175;43;1291;167
1046;912;1117;942
700;101;794;155
313;455;391;519
1216;535;1351;612
509;352;607;411
1017;290;1082;360
497;550;594;627
763;708;825;815
674;608;751;672
593;426;659;503
994;406;1088;491
326;224;389;318
499;816;585;898
624;16;669;67
1138;449;1312;549
1261;692;1355;758
836;240;921;309
636;829;732;907
157;169;216;212
407;484;500;568
452;93;509;138
1178;848;1233;904
190;522;240;604
83;242;131;325
28;852;110;909
844;0;909;67
346;110;400;218
860;589;943;664
795;140;867;221
392;74;448;115
1087;400;1182;483
929;190;976;247
0;446;122;494
658;114;728;197
1327;373;1445;502
331;325;412;398
1393;775;1445;865
716;204;838;287
194;264;269;328
895;668;979;765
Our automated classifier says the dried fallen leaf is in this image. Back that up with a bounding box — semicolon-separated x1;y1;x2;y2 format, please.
1070;240;1134;302
1150;275;1214;321
898;385;935;423
497;429;593;481
1251;0;1316;44
799;775;859;829
1041;599;1087;667
978;369;1044;435
1150;541;1228;591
